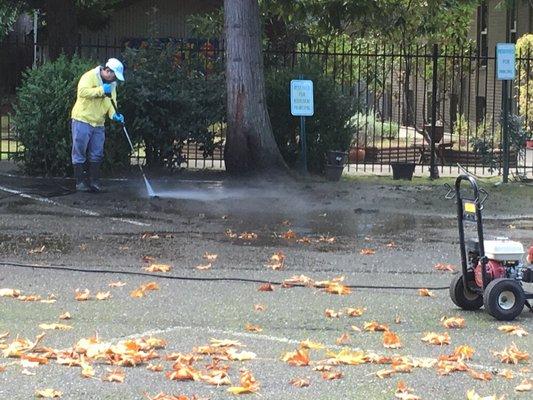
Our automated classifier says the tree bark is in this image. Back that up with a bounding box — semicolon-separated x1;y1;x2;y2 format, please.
223;0;287;174
45;0;78;60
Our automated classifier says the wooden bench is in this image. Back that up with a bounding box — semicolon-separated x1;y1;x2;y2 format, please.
375;145;425;165
439;148;518;168
182;142;224;161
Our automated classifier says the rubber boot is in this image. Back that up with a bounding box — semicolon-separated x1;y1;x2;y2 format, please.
73;163;91;192
88;161;103;193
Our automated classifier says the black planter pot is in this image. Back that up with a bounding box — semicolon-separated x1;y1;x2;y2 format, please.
326;150;348;166
325;164;344;181
391;163;415;180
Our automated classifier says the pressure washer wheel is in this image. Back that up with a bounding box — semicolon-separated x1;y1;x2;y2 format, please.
483;278;525;321
450;273;483;310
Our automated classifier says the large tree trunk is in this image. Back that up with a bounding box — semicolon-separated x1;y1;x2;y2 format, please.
45;0;78;60
223;0;287;174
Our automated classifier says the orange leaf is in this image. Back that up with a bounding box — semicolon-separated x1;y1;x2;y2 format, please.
227;370;260;394
130;288;145;298
238;232;258;240
493;343;529;364
322;370;343;380
289;377;310;388
299;339;325;350
364;321;389;332
324;309;340;318
74;289;90;301
376;368;396;379
103;368;125;383
324;282;351;295
282;349;310;366
383;331;402;349
195;263;212;270
203;252;218;262
422;332;451;345
453;345;475;360
266;251;285;270
96;291;111;300
144;263;171;273
245;323;262;333
108;281;126;288
360;248;375;255
418;288;435;297
498;325;528;337
281;230;297;239
38;323;72;331
498;369;514;379
468;369;492;381
434;263;456;272
146;363;164;372
345;307;365;317
441;316;465;329
258;283;274;292
336;333;351;345
58;312;71;320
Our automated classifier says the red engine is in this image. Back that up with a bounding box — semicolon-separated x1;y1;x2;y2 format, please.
474;259;506;287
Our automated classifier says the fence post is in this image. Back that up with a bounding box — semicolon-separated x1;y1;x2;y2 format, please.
430;43;439;179
502;79;510;183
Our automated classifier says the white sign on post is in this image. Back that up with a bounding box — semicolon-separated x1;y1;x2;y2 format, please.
496;43;516;80
290;80;314;116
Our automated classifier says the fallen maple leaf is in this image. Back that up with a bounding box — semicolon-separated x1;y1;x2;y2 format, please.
254;304;266;312
364;321;389;332
74;289;90;301
324;309;340;318
322;370;343;380
35;389;62;398
195;263;212;270
395;380;421;400
418;288;435;297
0;288;20;297
436;360;468;375
227;370;260;394
515;379;532;392
58;312;71;320
324;282;351;295
468;369;492;381
383;331;402;349
282;275;315;287
144;263;171;273
498;325;528;337
38;323;72;331
266;251;285;270
282;349;310;366
245;323;262;333
493;343;529;364
336;333;351;345
498;369;514;379
360;248;375;255
225;348;257;361
317;235;336;243
325;349;367;365
29;245;46;254
203;252;218;262
146;363;164;372
376;368;396;379
344;307;365;317
299;339;324;350
289;377;310;388
238;232;258;241
434;263;456;272
441;316;465;329
95;291;111;300
258;283;274;292
281;230;297;239
422;332;451;345
103;367;125;383
453;345;475;360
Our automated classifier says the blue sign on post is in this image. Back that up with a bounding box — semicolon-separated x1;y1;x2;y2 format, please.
290;80;314;116
496;43;516;80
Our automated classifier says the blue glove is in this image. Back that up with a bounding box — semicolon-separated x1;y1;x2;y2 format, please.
112;113;124;124
102;83;113;96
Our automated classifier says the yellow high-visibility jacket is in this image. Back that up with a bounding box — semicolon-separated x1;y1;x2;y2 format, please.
71;66;117;127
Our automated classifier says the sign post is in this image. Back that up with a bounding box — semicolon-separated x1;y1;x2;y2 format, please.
496;43;516;183
290;78;314;173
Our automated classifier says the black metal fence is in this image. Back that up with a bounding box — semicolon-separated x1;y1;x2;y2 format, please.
1;37;532;177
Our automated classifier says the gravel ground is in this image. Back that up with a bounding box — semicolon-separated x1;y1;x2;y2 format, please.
0;161;532;400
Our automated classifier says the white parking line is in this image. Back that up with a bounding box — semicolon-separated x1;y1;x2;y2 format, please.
0;184;150;227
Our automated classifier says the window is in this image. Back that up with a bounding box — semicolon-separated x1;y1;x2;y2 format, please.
477;2;488;66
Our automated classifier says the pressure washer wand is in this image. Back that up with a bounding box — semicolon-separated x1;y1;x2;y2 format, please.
109;98;157;198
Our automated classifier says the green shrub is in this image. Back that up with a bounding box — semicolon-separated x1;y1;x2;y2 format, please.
265;62;356;174
119;41;225;169
348;113;400;146
12;55;130;176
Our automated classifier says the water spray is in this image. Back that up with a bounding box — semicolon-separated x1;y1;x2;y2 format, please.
109;99;158;199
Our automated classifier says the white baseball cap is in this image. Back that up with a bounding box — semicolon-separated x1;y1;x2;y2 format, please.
105;58;124;81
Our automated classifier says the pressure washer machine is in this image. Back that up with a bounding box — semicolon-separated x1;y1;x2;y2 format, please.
444;174;533;321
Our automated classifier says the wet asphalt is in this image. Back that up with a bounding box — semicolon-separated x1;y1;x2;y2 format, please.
0;166;532;400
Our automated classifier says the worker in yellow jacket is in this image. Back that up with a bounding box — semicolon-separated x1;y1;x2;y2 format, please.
71;58;125;192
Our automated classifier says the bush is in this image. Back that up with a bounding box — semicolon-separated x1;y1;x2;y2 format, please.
348;113;400;145
119;41;225;169
12;55;130;176
265;62;356;174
